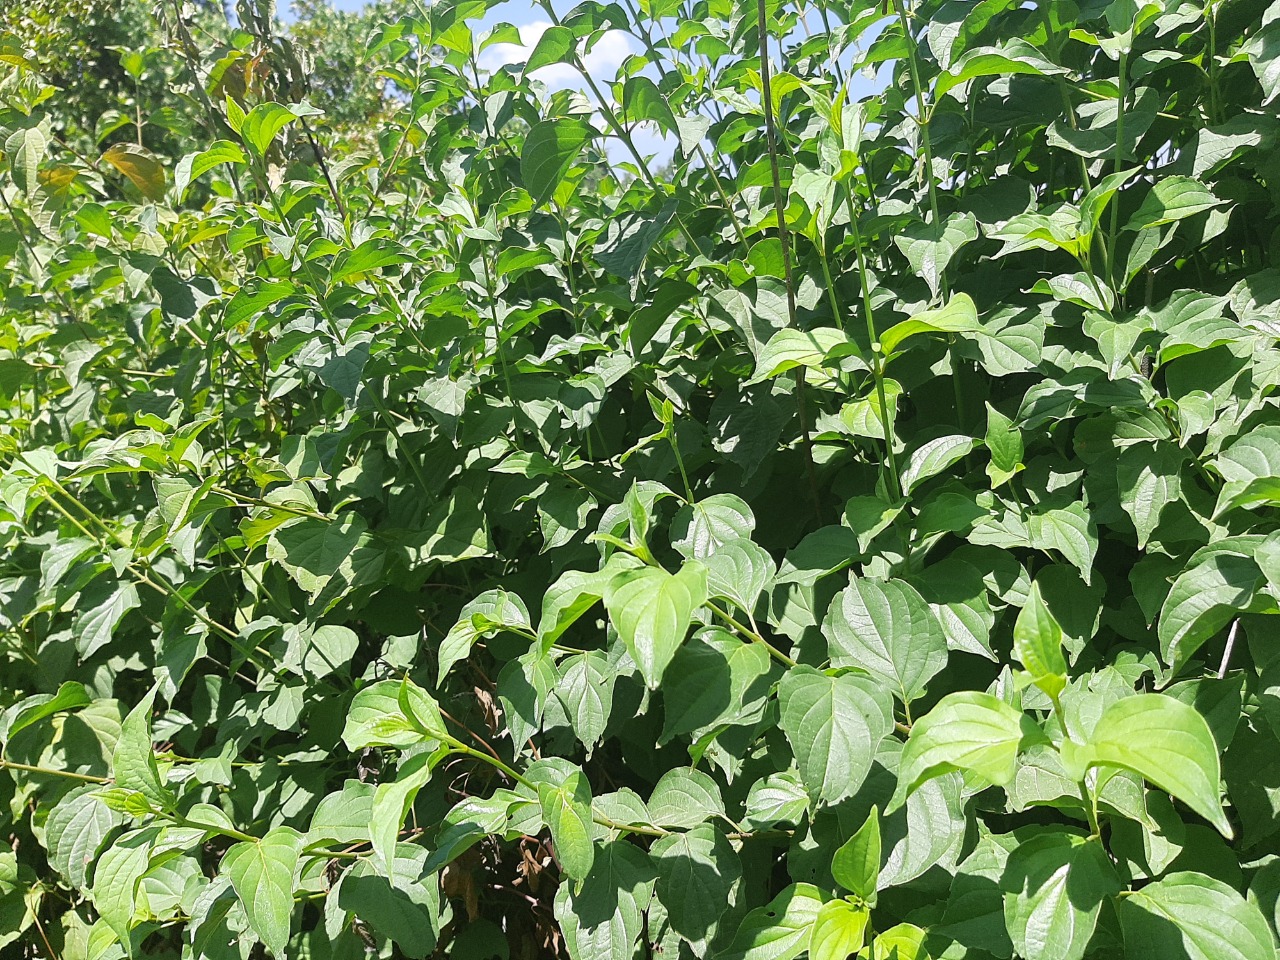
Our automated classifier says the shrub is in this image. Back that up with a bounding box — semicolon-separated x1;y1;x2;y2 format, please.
1;0;1279;957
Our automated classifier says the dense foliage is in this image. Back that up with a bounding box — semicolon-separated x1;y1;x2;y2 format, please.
1;0;1279;956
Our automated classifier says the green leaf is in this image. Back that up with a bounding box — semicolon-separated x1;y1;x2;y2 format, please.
555;651;615;755
330;238;413;285
1079;167;1142;235
46;786;123;890
661;629;769;742
1028;504;1099;586
1117;443;1183;549
809;899;869;960
670;494;755;559
555;840;656;959
224;278;296;329
744;771;809;829
622;75;677;135
334;850;442;958
0;850;32;949
747;327;860;384
342;678;446;750
900;434;977;494
1078;694;1231;838
112;688;175;811
985;402;1023;488
603;560;708;688
1159;554;1263;672
266;514;386;612
538;558;638;651
174;140;247;199
539;769;596;882
824;578;948;704
370;751;442;877
647;766;725;829
240;102;300;156
891;692;1029;811
0;681;91;744
439;589;531;685
5;126;46;193
1118;871;1275;960
935;39;1065;97
704;538;776;616
892;214;980;299
222;827;304;958
879;769;965;887
90;826;161;946
778;666;894;805
1126;177;1224;231
1002;830;1121;960
1013;582;1068;703
75;581;140;660
650;823;741;941
719;882;824;960
521;117;595;207
879;293;981;356
869;923;929;960
521;24;576;78
597;203;680;283
832;805;880;903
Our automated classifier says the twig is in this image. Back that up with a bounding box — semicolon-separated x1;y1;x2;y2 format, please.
1217;619;1239;679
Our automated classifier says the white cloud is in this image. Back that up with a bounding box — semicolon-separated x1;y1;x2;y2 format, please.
478;20;636;90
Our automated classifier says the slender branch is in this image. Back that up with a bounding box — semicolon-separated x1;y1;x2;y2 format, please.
0;759;107;783
706;599;797;667
756;0;823;521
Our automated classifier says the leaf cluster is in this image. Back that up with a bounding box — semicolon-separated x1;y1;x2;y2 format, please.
1;0;1279;957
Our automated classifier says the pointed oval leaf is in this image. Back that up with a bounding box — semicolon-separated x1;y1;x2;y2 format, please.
101;143;166;201
539;769;596;882
1002;830;1121;960
522;117;595;207
1013;582;1068;702
1118;871;1274;960
222;827;304;958
891;692;1028;812
112;688;175;811
747;327;861;384
809;899;869;960
832;805;881;902
603;560;708;688
778;666;894;805
342;678;446;750
651;824;741;941
825;578;948;704
1082;694;1231;837
879;293;980;356
241;102;300;156
719;882;824;960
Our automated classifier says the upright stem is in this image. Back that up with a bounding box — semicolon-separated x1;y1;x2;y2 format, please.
756;0;823;521
844;192;902;495
893;0;971;435
893;0;941;229
480;247;515;401
166;0;246;204
756;0;798;329
1108;50;1129;292
696;144;751;255
1206;1;1221;124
